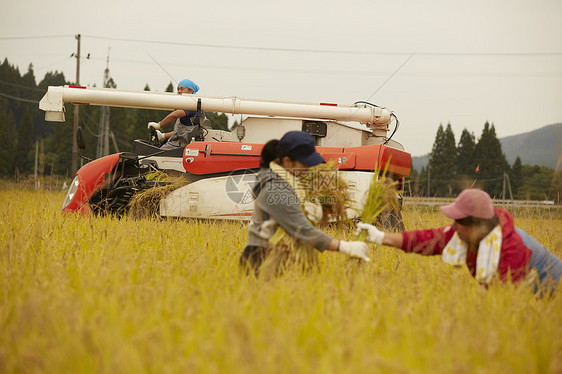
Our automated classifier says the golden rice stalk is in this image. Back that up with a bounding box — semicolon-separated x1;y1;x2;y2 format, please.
356;163;399;242
300;160;352;225
260;229;319;280
127;171;189;219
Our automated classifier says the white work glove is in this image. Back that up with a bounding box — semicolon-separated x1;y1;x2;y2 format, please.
156;130;166;142
258;218;278;240
148;121;161;130
304;202;323;224
355;222;385;245
338;240;370;262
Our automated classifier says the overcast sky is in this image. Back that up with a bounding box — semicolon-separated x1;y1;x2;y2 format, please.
1;0;561;156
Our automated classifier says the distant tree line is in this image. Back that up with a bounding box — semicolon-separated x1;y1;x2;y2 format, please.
0;58;230;178
409;122;562;201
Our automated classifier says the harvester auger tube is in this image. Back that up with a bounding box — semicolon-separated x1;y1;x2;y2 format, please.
39;85;392;127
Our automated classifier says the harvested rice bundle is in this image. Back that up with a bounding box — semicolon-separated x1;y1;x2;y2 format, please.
300;160;352;225
260;230;319;279
127;172;189;219
356;165;399;242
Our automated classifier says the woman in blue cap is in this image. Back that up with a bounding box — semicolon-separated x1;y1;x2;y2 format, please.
147;79;201;150
241;131;370;274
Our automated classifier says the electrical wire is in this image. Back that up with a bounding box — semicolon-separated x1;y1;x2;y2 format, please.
0;80;47;92
0;91;38;103
0;35;73;40
2;34;561;56
81;35;562;57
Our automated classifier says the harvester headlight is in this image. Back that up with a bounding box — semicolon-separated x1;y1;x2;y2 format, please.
62;176;80;210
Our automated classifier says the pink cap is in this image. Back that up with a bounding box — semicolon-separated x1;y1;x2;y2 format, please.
440;189;495;220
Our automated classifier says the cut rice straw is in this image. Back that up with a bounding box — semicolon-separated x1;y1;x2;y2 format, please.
127;171;189;219
356;161;399;242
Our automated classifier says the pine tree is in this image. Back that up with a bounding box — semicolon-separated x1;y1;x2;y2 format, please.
166;82;174;92
429;123;457;196
38;70;67;89
474;122;509;197
457;129;476;175
0;98;17;175
15;110;35;174
21;64;36;87
206;112;229;131
454;128;477;192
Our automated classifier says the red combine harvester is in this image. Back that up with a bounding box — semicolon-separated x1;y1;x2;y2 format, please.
39;86;411;223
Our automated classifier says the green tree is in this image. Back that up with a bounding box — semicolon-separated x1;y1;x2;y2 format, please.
517;164;555;200
15;110;35;174
455;128;477;192
38;70;67;89
0;97;17;175
43;104;74;176
206;112;229;131
165;82;174;92
417;166;428;197
474;122;509;197
21;64;36;87
429;123;457;196
456;129;476;175
548;170;562;203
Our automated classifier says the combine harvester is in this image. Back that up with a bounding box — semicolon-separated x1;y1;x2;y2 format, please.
39;86;411;223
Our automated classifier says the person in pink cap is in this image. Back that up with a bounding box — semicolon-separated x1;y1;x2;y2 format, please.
356;188;561;293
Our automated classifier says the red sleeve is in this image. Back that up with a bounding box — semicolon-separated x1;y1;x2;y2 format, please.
401;226;456;256
495;209;532;283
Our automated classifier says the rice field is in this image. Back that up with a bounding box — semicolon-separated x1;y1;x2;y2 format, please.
1;188;561;373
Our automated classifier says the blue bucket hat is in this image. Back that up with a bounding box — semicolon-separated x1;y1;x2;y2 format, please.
178;79;199;94
278;131;325;166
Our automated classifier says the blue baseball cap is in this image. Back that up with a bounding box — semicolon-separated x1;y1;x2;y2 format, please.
178;79;199;94
277;131;325;166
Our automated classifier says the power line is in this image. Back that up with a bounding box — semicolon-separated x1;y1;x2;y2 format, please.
71;56;562;78
2;34;561;57
0;79;47;92
0;91;38;104
35;56;74;70
0;35;73;40
83;34;562;57
366;54;414;101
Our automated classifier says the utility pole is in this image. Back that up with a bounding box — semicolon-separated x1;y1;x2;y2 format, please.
97;52;113;158
71;34;81;175
34;140;39;189
427;157;431;197
502;173;513;200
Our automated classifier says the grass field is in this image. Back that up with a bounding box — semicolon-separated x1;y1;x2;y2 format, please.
1;189;561;373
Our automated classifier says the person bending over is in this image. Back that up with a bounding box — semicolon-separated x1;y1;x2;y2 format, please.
357;189;561;293
240;131;370;274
